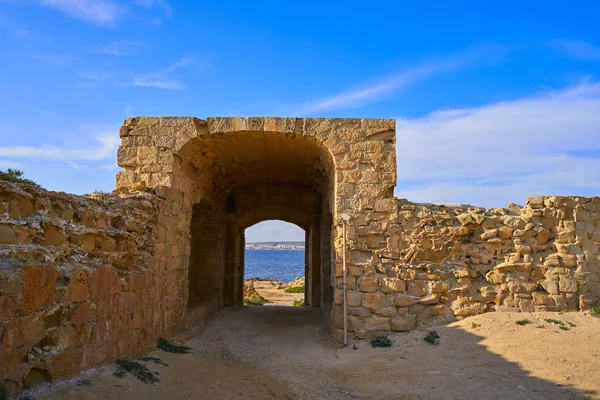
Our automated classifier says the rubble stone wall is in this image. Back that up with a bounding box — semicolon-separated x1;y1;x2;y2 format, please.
336;195;600;338
0;182;166;393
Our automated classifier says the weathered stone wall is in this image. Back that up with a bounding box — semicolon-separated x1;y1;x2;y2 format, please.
337;195;600;339
0;181;165;393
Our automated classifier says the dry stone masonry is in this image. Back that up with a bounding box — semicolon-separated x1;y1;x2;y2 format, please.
1;116;599;393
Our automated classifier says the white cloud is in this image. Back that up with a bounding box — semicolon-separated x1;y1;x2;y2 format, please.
552;39;600;62
87;41;141;56
298;44;507;114
13;28;31;40
33;53;71;64
246;220;305;242
130;56;204;90
394;82;600;207
37;0;122;26
131;77;182;89
0;132;119;167
78;56;204;89
133;0;172;17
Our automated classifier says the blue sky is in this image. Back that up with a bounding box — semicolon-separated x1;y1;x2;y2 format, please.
1;1;599;241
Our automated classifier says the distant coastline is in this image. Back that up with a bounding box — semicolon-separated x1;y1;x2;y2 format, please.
246;241;305;250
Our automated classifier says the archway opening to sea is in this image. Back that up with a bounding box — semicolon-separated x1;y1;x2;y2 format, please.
244;220;307;307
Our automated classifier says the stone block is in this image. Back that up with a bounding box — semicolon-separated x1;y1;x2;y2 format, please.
394;295;415;307
364;293;383;311
64;270;90;303
0;296;15;320
390;315;416;332
358;277;379;292
0;224;17;244
89;265;115;299
346;291;362;307
22;265;57;313
44;227;66;246
418;294;439;305
450;300;486;317
117;146;137;167
558;276;578;293
363;317;390;331
532;291;553;307
70;302;95;326
380;277;405;293
540;279;559;295
407;281;428;297
518;298;535;312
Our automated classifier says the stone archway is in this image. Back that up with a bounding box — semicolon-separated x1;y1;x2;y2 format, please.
184;141;335;314
225;186;329;308
116;116;397;340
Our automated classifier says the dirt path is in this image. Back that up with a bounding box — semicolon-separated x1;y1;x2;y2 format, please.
252;280;304;306
23;308;600;400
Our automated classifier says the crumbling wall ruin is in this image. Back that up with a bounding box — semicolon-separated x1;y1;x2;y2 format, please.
337;195;600;339
0;182;164;393
1;115;599;393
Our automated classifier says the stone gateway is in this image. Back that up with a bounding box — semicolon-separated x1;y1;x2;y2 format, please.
1;116;599;393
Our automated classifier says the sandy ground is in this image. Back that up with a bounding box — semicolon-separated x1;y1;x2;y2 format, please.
251;279;304;306
21;308;600;400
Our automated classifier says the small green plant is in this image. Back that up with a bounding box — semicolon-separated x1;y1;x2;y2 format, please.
114;359;158;384
592;305;600;317
293;299;304;307
139;356;168;367
284;285;305;293
76;379;92;387
515;319;531;326
84;189;110;197
543;318;574;331
0;169;38;186
370;335;392;348
243;294;268;306
0;385;8;400
424;330;440;345
536;325;546;329
157;338;191;354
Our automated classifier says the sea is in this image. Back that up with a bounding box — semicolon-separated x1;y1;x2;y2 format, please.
245;249;304;282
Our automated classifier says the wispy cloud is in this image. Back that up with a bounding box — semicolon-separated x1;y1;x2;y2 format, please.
298;44;507;114
552;39;600;62
130;56;204;89
13;28;31;40
33;0;171;26
87;41;142;56
0;132;119;168
78;56;204;90
394;81;600;207
33;53;71;64
133;0;172;18
37;0;123;26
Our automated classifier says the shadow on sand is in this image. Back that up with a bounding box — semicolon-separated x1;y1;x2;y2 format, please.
201;307;597;400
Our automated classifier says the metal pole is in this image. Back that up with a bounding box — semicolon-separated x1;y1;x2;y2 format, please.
342;219;348;346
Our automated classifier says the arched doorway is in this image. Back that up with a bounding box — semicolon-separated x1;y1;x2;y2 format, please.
244;220;306;306
183;129;335;317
